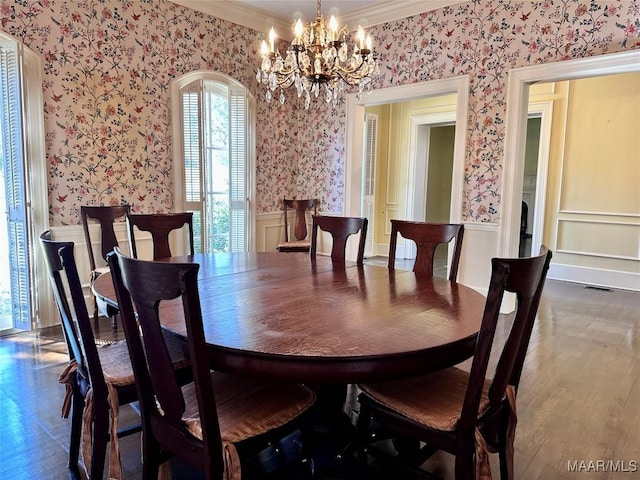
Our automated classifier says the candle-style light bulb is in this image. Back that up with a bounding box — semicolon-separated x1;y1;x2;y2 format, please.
261;39;269;56
365;34;372;51
268;27;276;52
294;18;304;44
356;26;365;49
328;15;338;42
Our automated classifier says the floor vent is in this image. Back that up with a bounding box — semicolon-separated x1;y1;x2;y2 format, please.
584;285;613;292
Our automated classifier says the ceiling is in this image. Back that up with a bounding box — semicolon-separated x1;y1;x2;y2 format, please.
170;0;466;38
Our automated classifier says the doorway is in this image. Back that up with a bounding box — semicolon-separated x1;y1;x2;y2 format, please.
346;78;469;265
518;100;553;260
402;119;456;267
519;116;541;258
361;103;458;263
405;115;456;265
502;51;640;291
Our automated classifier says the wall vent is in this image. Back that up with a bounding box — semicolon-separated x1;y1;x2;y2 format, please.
584;285;613;292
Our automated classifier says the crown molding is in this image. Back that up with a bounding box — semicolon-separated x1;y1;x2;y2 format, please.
170;1;291;35
170;1;467;39
341;0;466;28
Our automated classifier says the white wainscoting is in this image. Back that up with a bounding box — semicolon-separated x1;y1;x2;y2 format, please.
456;222;500;294
255;211;287;252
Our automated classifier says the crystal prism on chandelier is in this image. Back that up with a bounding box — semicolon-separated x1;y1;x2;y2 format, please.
256;0;379;109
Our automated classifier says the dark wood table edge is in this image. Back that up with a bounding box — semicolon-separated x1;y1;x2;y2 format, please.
206;334;479;384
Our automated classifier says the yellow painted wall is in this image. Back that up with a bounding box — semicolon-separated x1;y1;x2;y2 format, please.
532;72;640;274
562;73;640;215
385;102;405;237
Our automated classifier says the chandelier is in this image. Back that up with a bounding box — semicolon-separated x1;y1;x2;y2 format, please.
256;0;378;109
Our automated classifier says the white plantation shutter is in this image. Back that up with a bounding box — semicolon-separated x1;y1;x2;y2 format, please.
0;38;30;329
181;82;204;252
362;113;378;257
229;87;248;252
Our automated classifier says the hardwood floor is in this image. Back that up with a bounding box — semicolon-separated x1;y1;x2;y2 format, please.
0;278;638;479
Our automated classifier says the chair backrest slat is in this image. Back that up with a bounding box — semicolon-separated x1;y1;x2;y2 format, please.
283;198;318;242
388;220;464;281
310;215;368;264
127;212;194;260
81;205;130;271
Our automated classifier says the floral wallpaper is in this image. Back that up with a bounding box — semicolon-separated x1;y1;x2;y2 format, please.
0;0;639;225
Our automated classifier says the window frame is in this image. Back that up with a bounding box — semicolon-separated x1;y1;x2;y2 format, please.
171;71;256;253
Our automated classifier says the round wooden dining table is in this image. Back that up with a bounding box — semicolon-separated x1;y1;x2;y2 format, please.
92;252;486;384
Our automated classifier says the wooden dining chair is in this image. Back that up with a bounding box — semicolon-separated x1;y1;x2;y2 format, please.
277;198;318;252
41;231;192;480
107;246;316;480
354;246;552;480
127;212;194;260
388;219;465;281
81;204;130;328
310;215;368;264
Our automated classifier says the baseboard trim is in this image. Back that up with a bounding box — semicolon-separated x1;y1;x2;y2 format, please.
548;263;639;292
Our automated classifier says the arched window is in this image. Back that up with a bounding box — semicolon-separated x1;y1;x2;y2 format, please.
171;72;256;253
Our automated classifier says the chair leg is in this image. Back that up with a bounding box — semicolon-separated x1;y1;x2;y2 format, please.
141;431;162;480
297;420;316;478
68;379;84;468
454;452;475;480
93;297;100;333
90;406;109;480
353;402;372;474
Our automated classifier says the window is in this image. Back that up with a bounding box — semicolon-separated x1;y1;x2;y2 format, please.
173;73;255;253
0;33;47;332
